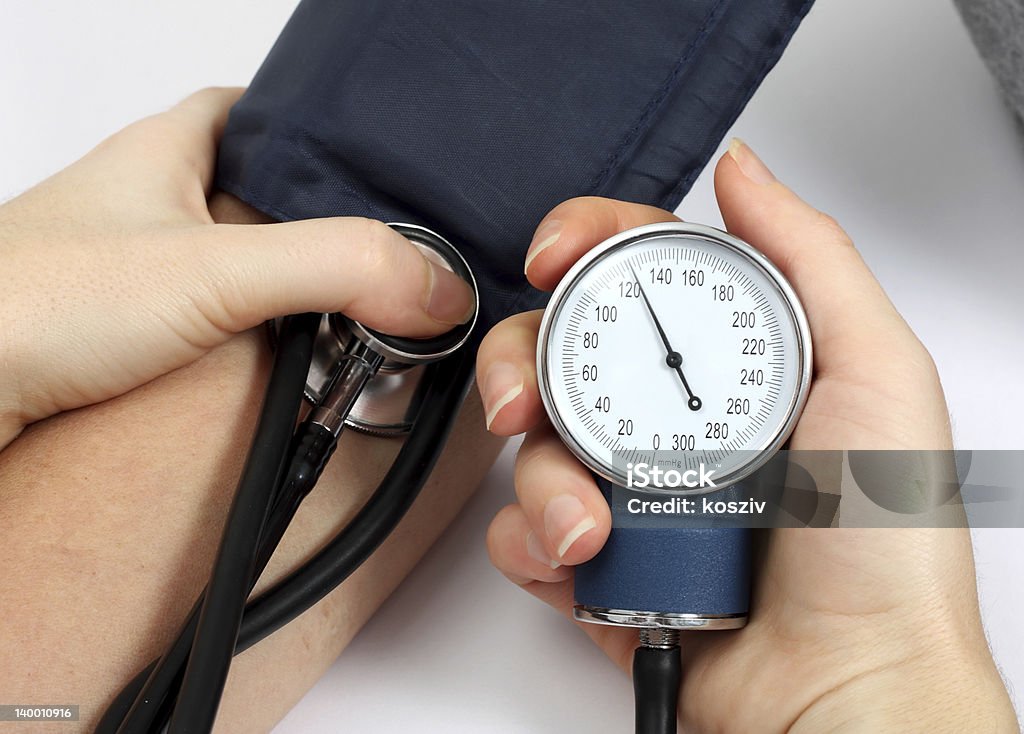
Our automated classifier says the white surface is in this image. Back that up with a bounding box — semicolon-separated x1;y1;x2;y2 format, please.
2;0;1021;730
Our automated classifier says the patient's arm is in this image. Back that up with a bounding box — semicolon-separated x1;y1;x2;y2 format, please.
0;191;503;733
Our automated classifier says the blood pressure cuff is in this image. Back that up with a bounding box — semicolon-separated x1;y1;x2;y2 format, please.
216;0;814;333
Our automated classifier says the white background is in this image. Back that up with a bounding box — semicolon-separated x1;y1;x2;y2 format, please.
2;1;1022;731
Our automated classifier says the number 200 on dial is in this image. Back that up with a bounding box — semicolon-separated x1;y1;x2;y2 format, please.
537;222;813;492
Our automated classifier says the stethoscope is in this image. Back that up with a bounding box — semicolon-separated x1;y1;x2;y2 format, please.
97;224;479;734
97;222;811;734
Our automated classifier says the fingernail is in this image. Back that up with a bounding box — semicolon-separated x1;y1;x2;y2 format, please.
544;494;596;560
524;220;562;274
728;138;776;185
482;361;523;430
526;531;561;569
426;260;475;325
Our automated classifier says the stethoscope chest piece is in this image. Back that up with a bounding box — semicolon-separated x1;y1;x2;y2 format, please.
270;223;479;436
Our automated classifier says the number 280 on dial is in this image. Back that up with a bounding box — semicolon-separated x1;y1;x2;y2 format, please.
537;222;813;493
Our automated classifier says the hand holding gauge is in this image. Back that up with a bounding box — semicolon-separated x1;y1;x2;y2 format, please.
476;148;1010;734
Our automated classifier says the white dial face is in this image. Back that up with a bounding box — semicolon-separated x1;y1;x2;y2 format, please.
539;228;810;492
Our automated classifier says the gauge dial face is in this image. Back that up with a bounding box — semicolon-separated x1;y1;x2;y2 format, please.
538;224;811;492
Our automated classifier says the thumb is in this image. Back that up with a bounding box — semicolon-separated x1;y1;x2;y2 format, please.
185;217;476;338
714;139;923;377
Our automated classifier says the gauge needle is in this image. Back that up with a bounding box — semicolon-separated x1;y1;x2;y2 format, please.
628;264;702;411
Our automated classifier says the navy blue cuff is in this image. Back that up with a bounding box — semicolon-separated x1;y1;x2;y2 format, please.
216;0;813;333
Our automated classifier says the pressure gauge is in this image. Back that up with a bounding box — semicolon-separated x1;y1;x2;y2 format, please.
537;222;812;492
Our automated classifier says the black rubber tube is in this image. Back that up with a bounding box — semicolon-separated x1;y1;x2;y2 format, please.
98;424;339;734
236;354;471;650
633;645;682;734
96;351;472;734
165;312;319;734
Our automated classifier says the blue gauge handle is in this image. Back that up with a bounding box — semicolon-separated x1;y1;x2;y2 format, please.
575;526;751;619
574;479;752;626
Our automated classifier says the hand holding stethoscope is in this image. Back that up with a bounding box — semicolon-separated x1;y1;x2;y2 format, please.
476;141;1013;731
0;87;474;451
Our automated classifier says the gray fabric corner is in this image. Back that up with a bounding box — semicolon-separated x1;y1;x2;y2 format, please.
954;0;1024;125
